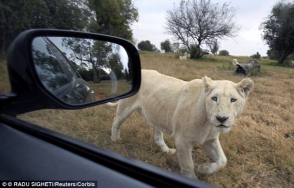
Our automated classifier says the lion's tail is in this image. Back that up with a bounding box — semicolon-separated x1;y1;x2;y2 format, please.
106;101;119;107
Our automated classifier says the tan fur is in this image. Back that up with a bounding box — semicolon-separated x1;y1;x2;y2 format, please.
108;69;253;179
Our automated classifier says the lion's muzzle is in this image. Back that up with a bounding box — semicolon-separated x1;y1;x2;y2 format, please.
215;116;229;123
212;115;233;132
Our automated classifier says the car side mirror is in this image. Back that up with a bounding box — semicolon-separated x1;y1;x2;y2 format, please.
32;36;134;105
2;29;141;115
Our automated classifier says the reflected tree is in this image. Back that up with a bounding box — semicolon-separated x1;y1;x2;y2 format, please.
108;53;124;79
62;38;109;82
62;37;125;83
32;48;69;92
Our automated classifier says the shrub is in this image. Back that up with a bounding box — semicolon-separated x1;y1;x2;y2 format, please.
219;50;229;56
251;52;261;59
160;39;172;53
138;40;153;51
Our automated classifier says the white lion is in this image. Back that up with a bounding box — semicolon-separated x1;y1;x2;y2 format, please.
232;59;240;66
107;69;253;179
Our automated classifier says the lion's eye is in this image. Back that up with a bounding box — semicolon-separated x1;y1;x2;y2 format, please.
212;97;217;101
231;98;237;103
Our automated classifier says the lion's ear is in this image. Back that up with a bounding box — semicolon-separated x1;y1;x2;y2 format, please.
202;76;213;93
237;78;254;97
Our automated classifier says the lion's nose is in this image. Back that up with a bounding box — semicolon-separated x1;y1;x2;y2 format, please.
216;116;229;123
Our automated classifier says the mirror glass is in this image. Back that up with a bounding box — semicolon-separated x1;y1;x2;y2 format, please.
31;36;133;105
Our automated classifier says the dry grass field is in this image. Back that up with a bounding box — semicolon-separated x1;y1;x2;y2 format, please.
1;53;294;187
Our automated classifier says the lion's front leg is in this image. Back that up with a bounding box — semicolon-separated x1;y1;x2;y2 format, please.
153;128;176;155
175;138;197;179
198;138;227;174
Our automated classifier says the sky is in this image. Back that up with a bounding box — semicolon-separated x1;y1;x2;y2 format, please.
131;0;280;56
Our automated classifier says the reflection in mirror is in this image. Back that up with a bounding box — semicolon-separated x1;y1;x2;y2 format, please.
31;36;133;105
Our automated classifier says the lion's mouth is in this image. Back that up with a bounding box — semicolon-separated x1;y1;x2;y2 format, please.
217;124;229;128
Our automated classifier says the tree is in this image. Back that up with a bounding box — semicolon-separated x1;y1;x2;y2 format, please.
219;50;229;56
267;49;279;60
260;1;294;65
87;0;138;41
160;39;172;53
44;0;91;30
208;39;220;55
0;0;138;55
0;0;90;54
62;37;113;83
137;40;153;51
165;0;239;59
172;42;180;53
108;53;124;79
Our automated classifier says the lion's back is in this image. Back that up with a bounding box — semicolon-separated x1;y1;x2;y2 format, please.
140;70;187;98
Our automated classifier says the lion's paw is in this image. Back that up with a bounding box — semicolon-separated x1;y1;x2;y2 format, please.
167;148;176;155
111;136;121;142
197;163;216;174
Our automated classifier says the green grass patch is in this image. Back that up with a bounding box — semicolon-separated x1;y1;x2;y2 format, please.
265;61;294;68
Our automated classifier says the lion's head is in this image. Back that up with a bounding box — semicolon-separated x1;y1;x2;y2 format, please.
203;76;253;133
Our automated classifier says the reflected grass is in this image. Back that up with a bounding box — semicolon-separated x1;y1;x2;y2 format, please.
88;80;132;100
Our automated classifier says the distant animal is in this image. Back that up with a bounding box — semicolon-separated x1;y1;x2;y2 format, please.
232;59;240;66
247;59;261;71
179;55;187;60
107;69;254;179
179;53;190;60
235;59;261;75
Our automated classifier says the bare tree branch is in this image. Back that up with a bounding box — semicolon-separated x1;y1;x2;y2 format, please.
165;0;240;58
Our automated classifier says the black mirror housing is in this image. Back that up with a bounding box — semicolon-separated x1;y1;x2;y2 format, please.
2;29;141;116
